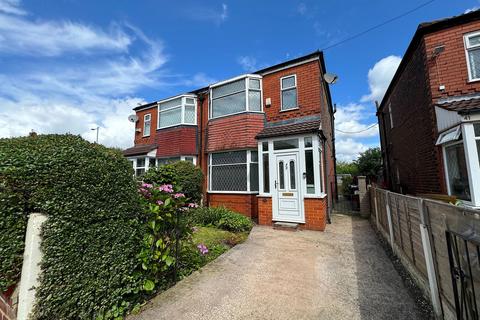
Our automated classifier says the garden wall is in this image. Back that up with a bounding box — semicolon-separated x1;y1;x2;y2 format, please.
370;187;480;319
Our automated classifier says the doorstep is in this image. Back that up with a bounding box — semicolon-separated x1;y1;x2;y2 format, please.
273;222;299;231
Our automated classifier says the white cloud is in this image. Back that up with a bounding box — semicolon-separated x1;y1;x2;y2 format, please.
0;0;25;15
237;56;257;72
465;6;479;13
297;3;307;15
335;138;370;162
360;55;401;104
335;103;378;139
0;1;131;56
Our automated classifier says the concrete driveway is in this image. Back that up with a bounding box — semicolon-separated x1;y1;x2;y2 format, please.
130;215;426;320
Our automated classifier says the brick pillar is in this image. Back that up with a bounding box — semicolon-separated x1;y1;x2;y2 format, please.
358;176;370;218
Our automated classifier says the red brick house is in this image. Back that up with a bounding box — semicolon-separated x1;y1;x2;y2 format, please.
124;51;336;230
378;11;480;208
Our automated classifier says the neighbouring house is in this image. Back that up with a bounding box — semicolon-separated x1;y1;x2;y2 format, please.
123;51;336;230
377;11;480;208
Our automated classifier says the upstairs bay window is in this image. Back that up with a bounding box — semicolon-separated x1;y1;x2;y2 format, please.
210;75;262;119
465;31;480;81
208;150;258;192
158;95;197;129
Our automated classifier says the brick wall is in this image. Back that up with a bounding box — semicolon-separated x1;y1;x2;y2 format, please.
303;198;327;231
382;39;446;195
206;113;264;152
154;126;197;157
262;60;322;122
208;193;258;219
134;107;158;145
424;19;480;101
0;290;16;320
257;196;272;226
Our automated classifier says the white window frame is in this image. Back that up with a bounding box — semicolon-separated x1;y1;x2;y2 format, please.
441;122;480;207
388;103;394;129
280;74;298;111
464;31;480;82
143;114;151;137
157;95;197;129
208;150;259;194
209;74;263;120
157;155;197;166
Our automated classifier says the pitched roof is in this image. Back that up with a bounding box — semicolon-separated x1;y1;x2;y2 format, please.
256;120;321;139
123;144;156;156
437;97;480;114
379;10;480;112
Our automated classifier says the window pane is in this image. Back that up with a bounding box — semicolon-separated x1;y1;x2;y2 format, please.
282;88;297;110
262;142;268;151
158;157;180;165
468;48;480;79
137;158;145;167
185;98;195;104
212;91;246;118
211;151;246;165
305;150;315;194
129;160;135;167
184;156;194;163
304;137;312;148
136;168;145;176
279;161;285;190
281;76;295;88
212;79;245;98
211;164;247;191
250;163;259;192
249;78;260;89
469;35;480;47
144;122;151;136
477;140;480;167
289;160;296;189
445;143;471;201
248;90;261;111
263;153;270;193
251;151;258;162
159;107;182;128
474;123;480;137
144;114;151;121
149;158;156;168
184;105;196;124
159;98;182;111
274;139;299;150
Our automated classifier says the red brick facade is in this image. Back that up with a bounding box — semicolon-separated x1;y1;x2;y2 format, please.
0;290;16;320
206;113;264;152
127;52;334;231
379;13;480;195
155;126;197;157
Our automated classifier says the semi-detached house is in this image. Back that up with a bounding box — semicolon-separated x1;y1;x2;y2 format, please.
123;51;336;230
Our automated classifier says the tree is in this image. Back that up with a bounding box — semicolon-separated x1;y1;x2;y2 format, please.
355;147;382;179
336;161;359;175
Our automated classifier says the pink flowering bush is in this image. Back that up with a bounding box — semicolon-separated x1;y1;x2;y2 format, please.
137;182;198;293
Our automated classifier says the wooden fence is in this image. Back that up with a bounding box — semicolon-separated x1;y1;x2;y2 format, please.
370;187;480;320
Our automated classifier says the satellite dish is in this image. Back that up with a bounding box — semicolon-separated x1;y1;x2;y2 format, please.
324;73;339;84
128;114;138;123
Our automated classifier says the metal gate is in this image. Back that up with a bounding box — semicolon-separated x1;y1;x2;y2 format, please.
446;230;480;319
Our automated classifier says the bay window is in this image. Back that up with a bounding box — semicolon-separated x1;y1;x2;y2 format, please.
210;75;262;119
158;95;197;129
465;31;480;81
209;150;258;192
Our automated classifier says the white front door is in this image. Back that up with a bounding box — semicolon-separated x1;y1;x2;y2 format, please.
273;153;303;222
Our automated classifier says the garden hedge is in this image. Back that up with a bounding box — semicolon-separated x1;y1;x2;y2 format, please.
0;134;144;319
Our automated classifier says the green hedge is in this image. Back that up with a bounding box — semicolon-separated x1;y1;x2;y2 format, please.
0;134;144;319
189;206;253;232
141;161;203;203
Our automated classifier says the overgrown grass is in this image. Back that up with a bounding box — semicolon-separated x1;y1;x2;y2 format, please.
178;226;249;278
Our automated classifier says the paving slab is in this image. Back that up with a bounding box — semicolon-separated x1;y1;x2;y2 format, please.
129;214;425;320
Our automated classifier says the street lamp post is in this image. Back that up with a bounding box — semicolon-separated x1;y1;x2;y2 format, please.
91;126;99;144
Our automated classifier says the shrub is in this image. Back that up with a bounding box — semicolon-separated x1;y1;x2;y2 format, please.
0;134;143;319
190;206;253;232
141;161;203;203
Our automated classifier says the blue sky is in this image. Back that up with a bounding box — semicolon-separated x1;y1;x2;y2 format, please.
0;0;476;160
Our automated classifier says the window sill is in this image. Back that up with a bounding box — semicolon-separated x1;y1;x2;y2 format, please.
257;193;272;197
467;78;480;84
208;111;264;121
142;135;150;138
304;193;327;199
156;123;197;130
279;107;299;113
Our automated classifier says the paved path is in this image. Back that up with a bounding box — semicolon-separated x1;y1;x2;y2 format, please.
130;215;425;320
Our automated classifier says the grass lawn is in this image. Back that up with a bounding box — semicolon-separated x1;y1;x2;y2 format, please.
178;226;250;278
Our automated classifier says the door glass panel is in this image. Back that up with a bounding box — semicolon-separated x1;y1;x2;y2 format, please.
279;161;285;189
289;160;296;189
